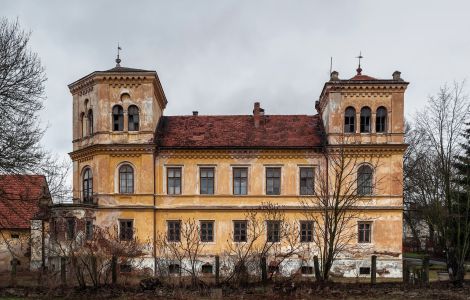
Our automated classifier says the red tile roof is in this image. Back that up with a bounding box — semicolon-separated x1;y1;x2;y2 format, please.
156;115;323;148
0;175;50;229
349;74;377;81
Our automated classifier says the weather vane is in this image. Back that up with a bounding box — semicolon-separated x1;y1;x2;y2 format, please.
356;51;363;75
116;43;122;67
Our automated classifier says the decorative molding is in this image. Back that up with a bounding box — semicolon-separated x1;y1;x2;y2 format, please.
70;143;155;161
157;149;322;159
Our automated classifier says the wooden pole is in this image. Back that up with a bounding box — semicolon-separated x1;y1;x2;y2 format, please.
371;255;377;285
60;257;66;286
111;256;117;285
313;255;321;281
422;255;429;285
260;256;267;284
11;258;18;287
215;255;220;286
403;259;410;284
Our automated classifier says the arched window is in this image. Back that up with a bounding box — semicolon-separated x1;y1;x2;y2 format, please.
128;105;139;131
87;109;94;135
82;168;93;203
80;112;86;137
360;107;371;133
119;164;134;194
357;165;373;195
112;105;124;131
376;106;387;133
344;107;356;133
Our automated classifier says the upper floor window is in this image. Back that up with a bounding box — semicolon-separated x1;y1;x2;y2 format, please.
360;107;371;133
167;220;181;242
357;165;373;195
119;219;134;241
267;220;281;242
358;222;371;243
233;220;247;242
300;221;313;242
200;221;214;242
128;105;139;131
300;167;314;195
233;167;248;195
87;109;93;135
344;107;356;133
200;167;214;195
119;164;134;194
266;167;281;195
80;112;86;137
66;218;76;240
167;167;182;195
376;106;387;133
112;105;124;131
82;168;93;203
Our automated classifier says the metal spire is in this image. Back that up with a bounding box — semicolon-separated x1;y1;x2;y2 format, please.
116;43;122;67
356;51;363;75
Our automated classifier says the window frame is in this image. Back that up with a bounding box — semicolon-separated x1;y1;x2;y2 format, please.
344;106;356;133
267;220;281;243
199;167;215;195
299;167;315;195
357;164;373;196
87;109;93;135
376;106;387;133
128;105;140;131
167;167;182;195
167;220;181;242
358;222;372;243
265;167;281;195
300;221;314;243
233;220;248;242
82;167;93;203
200;220;214;243
66;218;76;240
119;219;134;241
85;220;94;240
360;106;371;133
233;167;248;195
112;105;124;131
119;164;134;194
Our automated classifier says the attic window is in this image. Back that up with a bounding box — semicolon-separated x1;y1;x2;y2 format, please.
11;234;19;239
359;267;371;275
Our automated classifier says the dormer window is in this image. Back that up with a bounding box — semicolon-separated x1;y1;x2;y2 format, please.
112;105;124;131
128;105;139;131
360;107;371;133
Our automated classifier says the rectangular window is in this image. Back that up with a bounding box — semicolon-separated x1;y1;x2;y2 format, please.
233;220;247;242
10;233;19;239
119;220;134;241
85;220;94;240
267;220;280;242
167;167;182;195
300;221;313;242
120;264;132;273
233;167;248;195
167;220;181;242
200;167;215;195
266;167;281;195
358;222;371;243
359;267;371;275
66;218;75;240
200;221;214;242
300;167;315;195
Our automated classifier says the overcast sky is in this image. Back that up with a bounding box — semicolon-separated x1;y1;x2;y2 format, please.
2;0;470;158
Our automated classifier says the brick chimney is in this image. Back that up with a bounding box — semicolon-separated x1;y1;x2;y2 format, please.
253;102;264;128
192;111;198;116
392;71;402;81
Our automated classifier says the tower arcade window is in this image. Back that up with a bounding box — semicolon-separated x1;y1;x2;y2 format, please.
344;107;356;133
82;168;93;203
357;165;373;195
128;105;139;131
87;109;93;135
360;107;371;133
80;112;86;137
119;164;134;194
112;105;124;131
376;106;387;133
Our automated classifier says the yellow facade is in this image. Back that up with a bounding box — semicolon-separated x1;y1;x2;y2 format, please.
64;64;408;278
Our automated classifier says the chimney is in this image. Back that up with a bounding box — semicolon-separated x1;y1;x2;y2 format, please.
330;71;339;81
253;102;264;128
192;111;198;116
392;71;402;81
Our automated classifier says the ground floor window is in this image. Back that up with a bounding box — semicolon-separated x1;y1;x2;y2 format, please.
200;221;214;242
358;222;371;243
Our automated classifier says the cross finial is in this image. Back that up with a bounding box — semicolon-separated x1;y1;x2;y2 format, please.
356;51;363;75
116;43;122;67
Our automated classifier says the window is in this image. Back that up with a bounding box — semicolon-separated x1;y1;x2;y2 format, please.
120;264;132;273
376;106;387;133
80;112;86;137
167;167;182;195
10;234;19;239
200;221;214;242
169;264;180;274
301;266;314;275
119;164;134;194
82;167;93;203
167;221;181;242
233;220;247;242
358;222;371;243
200;167;214;195
360;107;371;133
112;105;124;131
268;262;279;273
267;220;280;242
357;165;373;195
300;221;313;242
85;220;94;240
344;107;356;133
128;105;139;131
359;267;371;275
300;167;314;195
233;167;248;195
87;109;93;135
201;263;213;274
119;220;134;241
66;218;75;240
266;167;281;195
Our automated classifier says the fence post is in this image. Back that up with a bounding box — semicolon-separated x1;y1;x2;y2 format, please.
111;255;117;285
313;255;321;281
60;257;67;286
422;255;429;285
91;256;98;286
403;259;410;284
215;255;220;286
11;258;18;287
371;255;377;285
260;256;267;284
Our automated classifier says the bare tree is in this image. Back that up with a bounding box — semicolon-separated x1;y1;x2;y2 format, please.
302;145;380;281
0;18;46;174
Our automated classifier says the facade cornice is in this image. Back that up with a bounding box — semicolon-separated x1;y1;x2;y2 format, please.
157;148;323;159
69;143;155;162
